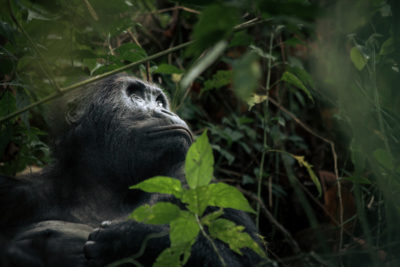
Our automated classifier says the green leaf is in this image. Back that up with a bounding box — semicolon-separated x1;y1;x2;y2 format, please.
350;46;367;71
233;52;261;101
169;211;200;246
208;183;255;213
342;176;371;185
209;218;266;258
292;155;322;197
379;37;394;56
181;186;212;216
247;94;268;110
114;43;147;62
130;176;183;198
281;71;313;102
153;247;183;267
373;148;394;170
130;202;182;224
202;70;232;94
201;209;223;226
154;64;183;74
185;131;214;189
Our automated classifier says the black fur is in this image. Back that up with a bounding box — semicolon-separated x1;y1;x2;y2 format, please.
0;74;263;266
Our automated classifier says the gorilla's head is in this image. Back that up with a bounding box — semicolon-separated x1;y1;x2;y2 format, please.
51;74;193;187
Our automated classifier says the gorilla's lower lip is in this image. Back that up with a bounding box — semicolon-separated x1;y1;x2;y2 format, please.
147;125;193;142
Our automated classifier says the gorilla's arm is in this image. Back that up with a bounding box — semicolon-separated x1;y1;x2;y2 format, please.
4;220;93;267
84;209;262;267
0;175;44;230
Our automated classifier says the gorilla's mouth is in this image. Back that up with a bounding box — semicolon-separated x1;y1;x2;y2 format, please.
147;125;194;142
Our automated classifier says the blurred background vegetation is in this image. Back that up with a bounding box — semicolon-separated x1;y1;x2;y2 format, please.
1;0;399;265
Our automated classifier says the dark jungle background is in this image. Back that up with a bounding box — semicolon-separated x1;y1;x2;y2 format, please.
1;0;399;266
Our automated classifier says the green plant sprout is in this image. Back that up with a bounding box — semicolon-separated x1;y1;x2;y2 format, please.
128;130;266;267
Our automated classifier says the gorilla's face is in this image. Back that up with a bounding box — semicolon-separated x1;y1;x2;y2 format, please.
62;75;192;184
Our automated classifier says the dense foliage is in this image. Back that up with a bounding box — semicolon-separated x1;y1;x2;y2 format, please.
1;0;399;265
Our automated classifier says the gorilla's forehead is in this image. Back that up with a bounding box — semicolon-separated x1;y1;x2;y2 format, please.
115;76;163;95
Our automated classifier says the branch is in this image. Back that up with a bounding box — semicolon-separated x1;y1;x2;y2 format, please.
0;17;266;123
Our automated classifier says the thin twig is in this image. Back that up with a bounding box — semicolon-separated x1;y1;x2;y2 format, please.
0;41;193;123
1;17;266;123
241;189;301;254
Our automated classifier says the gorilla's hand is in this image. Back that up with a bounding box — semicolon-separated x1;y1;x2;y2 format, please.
84;220;169;267
5;221;92;267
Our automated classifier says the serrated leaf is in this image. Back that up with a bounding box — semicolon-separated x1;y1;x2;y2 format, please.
130;202;182;224
292;155;322;197
185;131;214;189
154;64;183;74
208;218;266;257
202;70;232;94
208;183;255;213
373;148;393;170
350;46;367;71
281;71;313;102
130;176;182;198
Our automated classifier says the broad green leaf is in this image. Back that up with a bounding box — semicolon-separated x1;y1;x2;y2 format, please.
130;202;182;224
233;52;261;101
170;211;199;246
281;71;313;102
154;64;183;74
373;148;394;170
130;176;183;198
208;183;255;213
153;247;182;267
181;186;212;216
342;176;371;185
185;131;214;189
209;218;266;257
350;46;367;71
292;155;322;197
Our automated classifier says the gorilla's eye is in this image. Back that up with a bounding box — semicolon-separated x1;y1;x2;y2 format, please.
155;96;166;108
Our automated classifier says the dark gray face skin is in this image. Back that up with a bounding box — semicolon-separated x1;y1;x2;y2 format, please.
0;75;263;267
55;75;193;190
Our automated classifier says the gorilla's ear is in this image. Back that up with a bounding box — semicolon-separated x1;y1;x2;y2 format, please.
46;89;89;137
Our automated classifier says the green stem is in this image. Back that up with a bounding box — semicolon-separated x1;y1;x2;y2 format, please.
256;31;274;231
195;215;226;267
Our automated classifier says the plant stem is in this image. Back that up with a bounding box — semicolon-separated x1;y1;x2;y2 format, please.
195;215;226;267
256;31;274;231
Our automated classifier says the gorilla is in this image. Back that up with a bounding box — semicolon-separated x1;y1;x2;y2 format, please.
0;74;263;266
